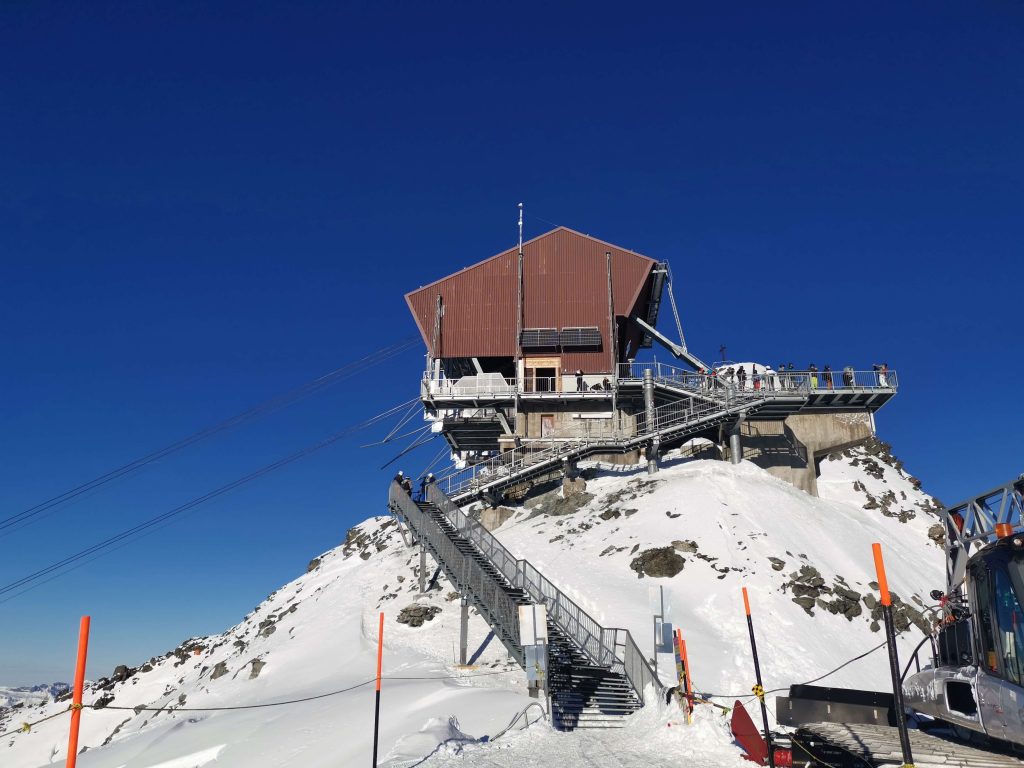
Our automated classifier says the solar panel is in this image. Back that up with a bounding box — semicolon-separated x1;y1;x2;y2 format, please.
559;327;602;348
520;328;559;348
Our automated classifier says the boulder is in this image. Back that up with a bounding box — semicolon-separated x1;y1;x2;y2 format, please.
630;548;685;579
396;604;442;627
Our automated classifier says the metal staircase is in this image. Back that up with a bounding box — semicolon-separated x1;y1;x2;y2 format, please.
387;481;659;730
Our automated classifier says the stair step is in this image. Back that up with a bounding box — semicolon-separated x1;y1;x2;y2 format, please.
402;492;654;735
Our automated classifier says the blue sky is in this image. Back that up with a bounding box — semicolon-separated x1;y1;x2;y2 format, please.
1;2;1021;684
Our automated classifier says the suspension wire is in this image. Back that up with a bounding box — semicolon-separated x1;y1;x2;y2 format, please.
0;398;419;599
700;606;942;701
1;669;521;737
416;444;451;480
0;336;420;537
379;399;424;444
379;430;437;470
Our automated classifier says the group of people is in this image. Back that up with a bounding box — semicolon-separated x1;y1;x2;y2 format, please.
394;470;435;501
696;362;891;391
575;370;613;392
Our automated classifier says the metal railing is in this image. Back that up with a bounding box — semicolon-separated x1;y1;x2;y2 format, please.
422;374;517;398
421;365;897;400
617;363;898;394
436;390;757;500
388;483;525;664
423;482;660;704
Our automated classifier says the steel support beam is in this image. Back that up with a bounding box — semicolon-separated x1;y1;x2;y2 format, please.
419;545;427;593
459;597;469;665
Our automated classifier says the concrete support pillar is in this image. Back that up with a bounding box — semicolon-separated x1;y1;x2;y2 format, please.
643;369;659;473
729;422;743;465
647;438;660;475
418;545;427;593
459;597;469;665
563;457;578;479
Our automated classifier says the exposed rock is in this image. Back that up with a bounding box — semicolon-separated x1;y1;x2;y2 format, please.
672;540;699;554
562;476;588;497
535;491;595;517
599;509;621;521
210;662;229;680
249;659;266;679
396;604;442;627
307;557;322;573
112;665;132;682
768;557;786;571
630;547;685;579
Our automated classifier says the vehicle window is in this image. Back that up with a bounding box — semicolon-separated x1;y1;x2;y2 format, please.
993;566;1024;685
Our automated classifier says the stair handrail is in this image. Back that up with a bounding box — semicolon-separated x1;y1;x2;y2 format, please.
388;483;525;664
425;483;661;704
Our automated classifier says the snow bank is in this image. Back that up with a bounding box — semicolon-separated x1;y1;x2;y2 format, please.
2;440;943;768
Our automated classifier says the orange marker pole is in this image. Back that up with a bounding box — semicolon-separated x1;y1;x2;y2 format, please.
678;630;694;723
66;616;91;768
873;544;914;768
742;588;775;768
371;611;384;767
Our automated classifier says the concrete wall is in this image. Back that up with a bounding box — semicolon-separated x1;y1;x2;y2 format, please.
516;401;639;440
742;412;874;496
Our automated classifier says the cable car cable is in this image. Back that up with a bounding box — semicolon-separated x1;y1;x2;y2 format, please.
0;398;418;598
0;336;418;537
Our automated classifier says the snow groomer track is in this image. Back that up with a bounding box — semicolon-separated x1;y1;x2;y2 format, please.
795;722;1024;767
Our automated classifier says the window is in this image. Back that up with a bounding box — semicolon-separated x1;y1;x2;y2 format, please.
993;566;1024;684
523;357;561;393
972;554;1024;684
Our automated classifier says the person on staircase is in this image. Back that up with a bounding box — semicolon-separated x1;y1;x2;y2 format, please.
418;473;435;501
808;363;819;389
576;369;585;391
401;474;413;496
736;365;747;390
823;365;833;389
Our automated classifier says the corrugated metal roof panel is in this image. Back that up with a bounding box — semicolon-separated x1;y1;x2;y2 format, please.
405;227;657;372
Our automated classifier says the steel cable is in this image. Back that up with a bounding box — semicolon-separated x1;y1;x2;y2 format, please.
0;336;419;537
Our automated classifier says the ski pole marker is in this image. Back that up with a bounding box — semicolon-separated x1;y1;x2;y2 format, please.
66;615;91;768
742;586;751;616
372;611;384;766
872;543;891;607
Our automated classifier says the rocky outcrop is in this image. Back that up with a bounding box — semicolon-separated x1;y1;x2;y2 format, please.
396;604;442;627
630;547;685;578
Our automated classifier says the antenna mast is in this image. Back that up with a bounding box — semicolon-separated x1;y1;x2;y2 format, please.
516;203;525;358
518;202;524;254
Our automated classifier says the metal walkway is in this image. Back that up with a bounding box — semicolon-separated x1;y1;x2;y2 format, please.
387;481;660;730
435;378;800;503
433;362;897;503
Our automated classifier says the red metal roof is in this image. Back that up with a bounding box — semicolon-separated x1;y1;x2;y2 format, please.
405;227;658;373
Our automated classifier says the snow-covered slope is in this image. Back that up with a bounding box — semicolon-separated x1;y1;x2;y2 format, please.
0;684;70;710
2;439;943;768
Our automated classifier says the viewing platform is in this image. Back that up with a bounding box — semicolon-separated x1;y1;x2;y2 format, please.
420;363;898;414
